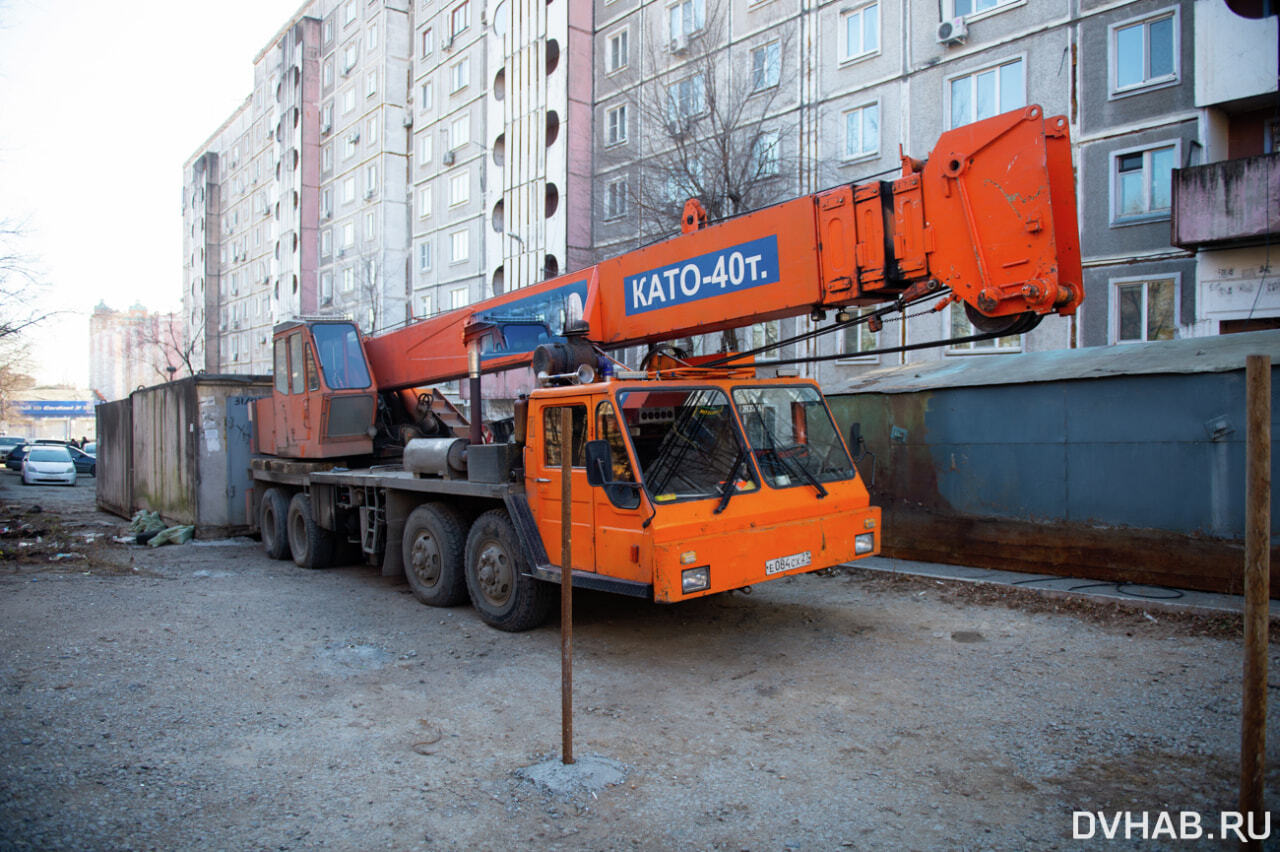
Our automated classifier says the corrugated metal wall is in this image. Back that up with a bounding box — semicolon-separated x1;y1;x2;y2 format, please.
94;398;132;518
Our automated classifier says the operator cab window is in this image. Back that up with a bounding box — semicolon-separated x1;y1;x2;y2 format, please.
733;386;856;488
289;333;305;394
596;401;636;482
273;339;289;394
543;405;587;467
312;322;372;390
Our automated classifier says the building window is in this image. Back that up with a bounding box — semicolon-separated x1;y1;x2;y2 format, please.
342;266;355;291
322;145;333;172
365;211;376;242
841;3;878;62
669;0;705;41
840;309;880;361
342;222;355;247
450;230;469;263
450;114;469;148
844;102;879;160
419;186;432;217
1111;9;1177;95
366;23;378;50
947;304;1022;353
449;170;469;205
451;58;470;92
451;2;470;39
450;286;469;309
948;57;1025;129
344;132;359;158
323;60;334;88
607;30;629;73
343;43;359;73
320;271;333;305
419;290;434;317
366;69;378;98
606;104;628;146
948;0;1017;18
750;130;780;177
343;0;357;26
419;241;433;271
343;176;356;203
420;81;434;112
751;41;780;91
343;87;357;114
666;75;705;123
605;178;628;219
1112;142;1176;223
323;18;335;44
322;188;333;219
421;27;434;57
321;103;334;133
366;116;378;146
1113;276;1177;343
418;133;433;164
366;164;379;195
321;229;332;256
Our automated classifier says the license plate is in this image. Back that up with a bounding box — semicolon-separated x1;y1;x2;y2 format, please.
765;550;812;575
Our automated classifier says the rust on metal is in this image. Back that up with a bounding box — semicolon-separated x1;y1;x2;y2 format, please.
560;405;574;766
1240;354;1270;833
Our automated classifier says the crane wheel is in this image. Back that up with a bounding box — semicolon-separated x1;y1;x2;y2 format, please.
287;493;335;570
463;508;553;632
963;304;1042;336
260;488;291;560
402;503;469;606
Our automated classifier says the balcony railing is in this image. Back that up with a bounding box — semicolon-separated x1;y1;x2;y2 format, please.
1172;152;1280;249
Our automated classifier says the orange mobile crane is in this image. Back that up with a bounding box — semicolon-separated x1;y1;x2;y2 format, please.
248;106;1082;631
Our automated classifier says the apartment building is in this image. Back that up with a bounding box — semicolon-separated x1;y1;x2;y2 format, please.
590;0;1278;384
183;0;590;391
88;303;184;402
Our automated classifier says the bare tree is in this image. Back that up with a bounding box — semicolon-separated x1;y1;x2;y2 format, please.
0;221;56;341
137;311;200;381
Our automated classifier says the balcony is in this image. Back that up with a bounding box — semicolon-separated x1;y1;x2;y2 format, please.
1171;153;1280;249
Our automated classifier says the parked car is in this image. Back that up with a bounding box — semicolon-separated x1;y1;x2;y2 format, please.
83;442;96;455
22;445;76;486
5;444;30;471
68;445;96;476
0;436;28;453
34;439;70;446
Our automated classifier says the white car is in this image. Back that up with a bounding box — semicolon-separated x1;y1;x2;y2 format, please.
22;445;77;486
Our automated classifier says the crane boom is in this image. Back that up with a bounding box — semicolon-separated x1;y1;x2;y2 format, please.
364;105;1081;391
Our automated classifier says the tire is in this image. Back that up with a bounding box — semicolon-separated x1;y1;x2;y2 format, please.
287;492;335;570
402;503;469;606
463;508;553;632
259;487;291;560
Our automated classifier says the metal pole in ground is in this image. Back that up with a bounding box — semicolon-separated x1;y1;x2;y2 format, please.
1240;353;1270;840
560;406;574;765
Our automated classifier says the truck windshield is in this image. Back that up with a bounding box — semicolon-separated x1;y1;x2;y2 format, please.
311;323;372;390
616;388;758;504
732;386;856;489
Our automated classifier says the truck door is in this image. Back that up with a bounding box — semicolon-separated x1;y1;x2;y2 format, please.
590;400;648;584
529;402;595;573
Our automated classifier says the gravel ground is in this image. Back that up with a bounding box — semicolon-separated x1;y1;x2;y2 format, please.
0;471;1277;850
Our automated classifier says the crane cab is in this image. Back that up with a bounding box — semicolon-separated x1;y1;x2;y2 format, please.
253;320;377;459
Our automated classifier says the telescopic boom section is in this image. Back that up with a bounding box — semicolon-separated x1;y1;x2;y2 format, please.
363;105;1082;390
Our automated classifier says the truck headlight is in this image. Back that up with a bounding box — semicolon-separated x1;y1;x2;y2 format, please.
681;566;710;594
855;532;875;555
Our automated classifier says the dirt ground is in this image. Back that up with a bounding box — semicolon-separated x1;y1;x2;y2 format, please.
0;471;1277;851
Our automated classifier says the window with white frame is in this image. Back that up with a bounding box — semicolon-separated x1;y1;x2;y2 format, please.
606;104;628;145
450;286;469;309
342;266;355;291
666;75;705;123
669;0;705;41
418;133;433;164
451;2;470;39
365;211;376;241
343;43;358;72
323;60;334;88
1111;9;1177;95
321;229;332;256
948;57;1025;129
366;116;378;146
343;87;357;114
344;132;359;159
366;23;378;50
342;176;356;203
450;229;469;263
420;81;434;111
419;290;434;317
323;18;335;44
841;3;878;62
342;222;355;247
366;69;378;98
419;241;433;271
451;58;469;92
1113;276;1177;342
450;114;469;148
607;30;629;73
605;178;628;219
449;170;469;205
752;41;780;91
749;321;779;355
840;309;880;360
947;303;1022;353
751;130;780;177
421;27;434;57
844;102;879;159
949;0;1018;18
322;145;333;172
322;103;334;132
1112;142;1176;222
322;187;333;218
320;271;333;304
343;0;356;25
419;186;432;217
366;163;379;194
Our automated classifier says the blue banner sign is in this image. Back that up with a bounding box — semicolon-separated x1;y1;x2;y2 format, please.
12;400;95;418
624;235;781;316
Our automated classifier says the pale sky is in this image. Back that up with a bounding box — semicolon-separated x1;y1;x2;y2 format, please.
0;0;306;387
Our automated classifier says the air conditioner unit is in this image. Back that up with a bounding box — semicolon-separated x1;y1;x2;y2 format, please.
442;150;456;166
321;121;332;135
402;114;414;128
936;17;968;45
669;36;688;54
364;189;375;199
